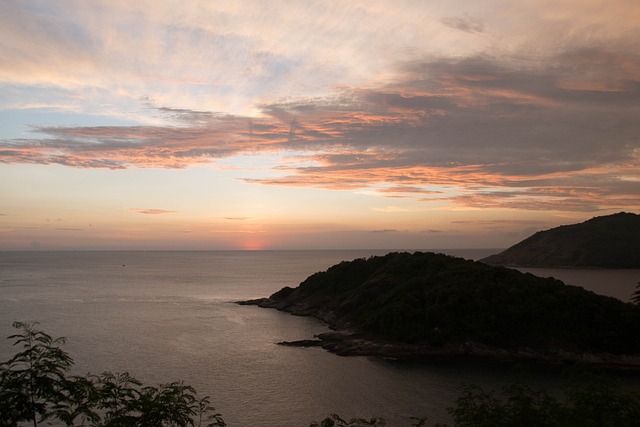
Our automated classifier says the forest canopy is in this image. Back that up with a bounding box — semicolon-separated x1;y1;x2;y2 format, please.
258;251;640;355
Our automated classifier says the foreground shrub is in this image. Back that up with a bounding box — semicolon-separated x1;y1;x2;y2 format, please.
449;367;640;427
0;322;225;427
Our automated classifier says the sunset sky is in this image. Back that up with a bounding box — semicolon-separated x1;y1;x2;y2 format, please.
1;0;639;250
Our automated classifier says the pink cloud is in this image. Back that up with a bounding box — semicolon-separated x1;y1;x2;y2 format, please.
2;48;639;214
130;208;177;215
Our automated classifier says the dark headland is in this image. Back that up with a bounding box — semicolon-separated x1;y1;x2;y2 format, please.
480;212;640;268
239;251;640;368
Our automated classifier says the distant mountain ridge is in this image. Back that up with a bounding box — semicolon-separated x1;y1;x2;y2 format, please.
480;212;640;268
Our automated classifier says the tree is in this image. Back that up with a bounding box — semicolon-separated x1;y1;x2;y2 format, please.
448;367;640;427
309;413;386;427
0;321;73;426
0;322;226;427
631;281;640;304
52;375;100;426
136;382;200;427
193;395;227;427
95;371;142;426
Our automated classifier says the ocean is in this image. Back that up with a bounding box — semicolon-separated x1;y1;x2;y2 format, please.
1;249;639;426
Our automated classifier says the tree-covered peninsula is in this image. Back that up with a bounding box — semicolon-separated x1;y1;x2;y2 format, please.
480;212;640;268
241;251;640;366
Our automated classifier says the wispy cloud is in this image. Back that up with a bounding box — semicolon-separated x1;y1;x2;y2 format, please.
451;219;547;225
222;216;261;221
372;206;412;213
441;15;485;34
131;208;177;215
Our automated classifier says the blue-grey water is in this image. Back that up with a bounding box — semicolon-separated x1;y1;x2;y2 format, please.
1;250;639;426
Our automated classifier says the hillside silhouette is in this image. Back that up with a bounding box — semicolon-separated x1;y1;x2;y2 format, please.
242;251;640;366
481;212;640;268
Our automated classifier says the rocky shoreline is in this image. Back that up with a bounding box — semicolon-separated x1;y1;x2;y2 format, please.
238;297;640;370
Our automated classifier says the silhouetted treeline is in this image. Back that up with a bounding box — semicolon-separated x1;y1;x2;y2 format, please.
268;252;640;354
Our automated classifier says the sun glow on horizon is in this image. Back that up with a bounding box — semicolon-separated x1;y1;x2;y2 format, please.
239;239;267;251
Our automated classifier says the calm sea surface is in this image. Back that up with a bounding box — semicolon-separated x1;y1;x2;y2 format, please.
1;250;639;426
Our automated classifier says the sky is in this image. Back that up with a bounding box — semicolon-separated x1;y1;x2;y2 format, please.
0;0;639;250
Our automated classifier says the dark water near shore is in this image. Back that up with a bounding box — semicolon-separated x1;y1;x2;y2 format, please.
1;250;639;426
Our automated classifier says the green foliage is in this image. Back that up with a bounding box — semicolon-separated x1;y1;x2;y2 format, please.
449;382;561;426
631;281;640;305
309;413;386;427
558;367;640;427
449;367;640;427
193;395;226;427
312;369;640;427
0;322;225;427
53;375;101;426
95;371;143;426
0;321;73;426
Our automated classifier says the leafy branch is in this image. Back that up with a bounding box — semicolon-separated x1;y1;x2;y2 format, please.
0;322;225;427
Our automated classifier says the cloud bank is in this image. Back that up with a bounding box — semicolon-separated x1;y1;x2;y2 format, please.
1;1;639;215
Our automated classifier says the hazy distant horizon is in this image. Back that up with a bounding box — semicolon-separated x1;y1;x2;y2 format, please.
0;246;506;254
